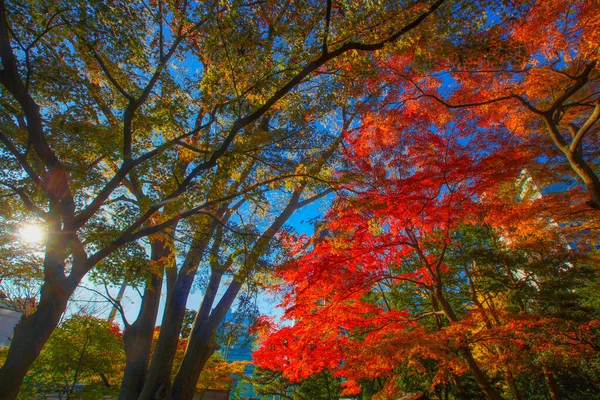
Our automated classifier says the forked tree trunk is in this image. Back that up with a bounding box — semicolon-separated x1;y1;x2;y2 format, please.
170;190;305;399
170;327;221;399
138;230;214;400
137;274;196;399
120;272;164;399
120;236;171;399
170;281;242;399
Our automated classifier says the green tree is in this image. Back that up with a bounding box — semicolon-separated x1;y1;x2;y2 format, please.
252;368;343;400
19;315;124;399
180;309;197;340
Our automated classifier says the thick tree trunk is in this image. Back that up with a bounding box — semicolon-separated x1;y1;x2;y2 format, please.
138;231;214;400
120;237;170;399
170;331;219;400
0;224;77;400
171;189;307;399
137;274;195;399
170;280;242;399
120;272;164;399
0;277;73;400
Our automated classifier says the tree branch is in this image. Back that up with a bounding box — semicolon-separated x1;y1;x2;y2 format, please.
322;0;332;55
88;49;134;101
0;131;44;189
0;182;47;218
179;0;447;194
570;98;600;152
548;61;596;114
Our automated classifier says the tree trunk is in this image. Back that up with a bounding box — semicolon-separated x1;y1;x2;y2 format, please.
433;290;504;400
565;149;600;210
171;191;306;399
171;187;318;399
542;109;600;211
138;230;214;400
171;330;219;400
137;274;194;399
120;272;164;399
120;236;171;399
170;280;242;399
0;277;73;400
544;369;561;400
505;371;521;400
458;347;504;400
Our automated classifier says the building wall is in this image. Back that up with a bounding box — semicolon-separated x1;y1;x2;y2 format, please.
0;306;21;346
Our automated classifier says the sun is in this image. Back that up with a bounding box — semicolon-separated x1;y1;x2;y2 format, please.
19;223;45;244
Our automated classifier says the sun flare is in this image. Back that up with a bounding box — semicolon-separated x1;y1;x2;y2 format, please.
19;223;45;244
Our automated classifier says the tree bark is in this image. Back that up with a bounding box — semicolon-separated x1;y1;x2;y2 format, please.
170;325;221;400
0;274;73;399
138;228;215;400
120;270;164;399
170;280;242;399
170;188;307;399
433;289;504;400
564;149;600;210
544;368;561;400
137;274;196;399
458;347;504;400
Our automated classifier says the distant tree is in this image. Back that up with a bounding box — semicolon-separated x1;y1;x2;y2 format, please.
180;309;197;340
195;353;248;394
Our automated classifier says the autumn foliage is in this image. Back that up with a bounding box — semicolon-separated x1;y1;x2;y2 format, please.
0;0;599;399
254;112;600;398
254;1;600;399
